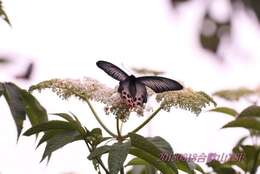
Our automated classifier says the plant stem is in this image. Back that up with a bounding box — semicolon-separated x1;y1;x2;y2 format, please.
122;106;162;138
83;138;110;174
120;167;125;174
116;117;121;137
120;120;123;134
85;99;117;138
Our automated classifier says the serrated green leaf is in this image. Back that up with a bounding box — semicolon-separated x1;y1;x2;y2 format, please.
108;142;130;174
127;165;156;174
41;130;81;162
51;113;76;122
88;145;111;160
3;83;26;139
230;145;260;173
126;158;159;174
194;163;205;174
88;128;103;145
222;117;260;131
210;107;238;116
238;105;260;118
129;147;176;174
37;129;65;148
23;120;75;136
51;113;87;138
207;160;236;174
234;136;248;147
146;136;173;153
174;156;194;174
129;133;178;174
129;133;161;158
91;128;102;136
125;157;149;166
20;90;48;126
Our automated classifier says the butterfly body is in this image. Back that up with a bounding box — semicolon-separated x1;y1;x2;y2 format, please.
118;75;147;107
96;61;183;107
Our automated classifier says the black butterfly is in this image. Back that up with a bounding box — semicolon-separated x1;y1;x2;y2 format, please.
96;60;183;107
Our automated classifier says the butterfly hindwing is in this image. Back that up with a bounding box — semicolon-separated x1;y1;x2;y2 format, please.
96;61;128;81
118;79;147;107
137;76;183;93
133;81;147;106
118;80;134;107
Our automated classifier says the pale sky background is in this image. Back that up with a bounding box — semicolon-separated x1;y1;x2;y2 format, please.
0;0;260;174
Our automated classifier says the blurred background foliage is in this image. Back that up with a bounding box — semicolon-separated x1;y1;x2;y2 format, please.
172;0;260;59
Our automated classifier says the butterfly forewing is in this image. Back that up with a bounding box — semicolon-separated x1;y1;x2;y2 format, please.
96;61;128;81
137;76;183;93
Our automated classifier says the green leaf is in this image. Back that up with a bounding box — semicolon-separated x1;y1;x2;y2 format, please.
22;114;86;162
238;105;260;118
88;145;111;160
51;113;88;138
146;136;173;153
129;133;161;158
127;165;157;174
129;147;176;174
0;1;11;26
210;107;238;116
173;155;195;174
222;117;260;131
87;128;103;146
51;113;76;123
234;136;248;147
41;129;81;162
108;142;130;174
129;133;178;174
207;160;236;174
20;90;48;126
126;158;158;174
2;83;26;139
37;129;65;148
194;163;205;174
23;120;75;136
126;157;149;166
230;145;260;173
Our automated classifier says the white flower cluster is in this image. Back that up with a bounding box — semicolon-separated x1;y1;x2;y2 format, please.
156;88;216;115
30;77;113;101
29;78;147;121
29;78;216;120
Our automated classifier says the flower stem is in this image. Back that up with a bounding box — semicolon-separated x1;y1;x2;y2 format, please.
82;129;109;174
122;106;162;138
120;120;123;134
116;117;123;142
85;99;117;138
